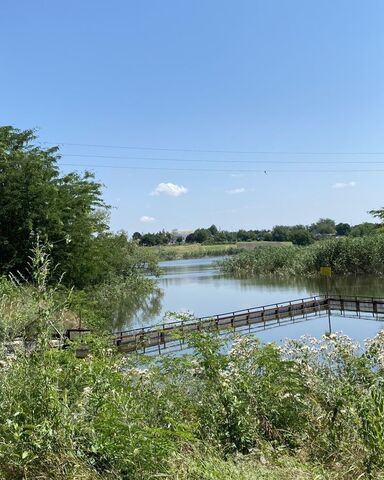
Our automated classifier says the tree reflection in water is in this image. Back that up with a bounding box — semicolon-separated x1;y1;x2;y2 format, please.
111;287;164;332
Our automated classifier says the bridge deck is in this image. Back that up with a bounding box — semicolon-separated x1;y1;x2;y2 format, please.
101;295;384;353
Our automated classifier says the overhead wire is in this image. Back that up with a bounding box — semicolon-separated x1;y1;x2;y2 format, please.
59;163;384;174
40;141;384;156
59;153;384;165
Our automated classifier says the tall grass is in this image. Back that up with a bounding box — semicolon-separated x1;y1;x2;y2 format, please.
220;235;384;276
2;322;384;478
3;244;384;478
148;242;292;261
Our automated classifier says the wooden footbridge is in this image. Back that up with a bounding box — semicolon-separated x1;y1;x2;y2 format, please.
66;295;384;354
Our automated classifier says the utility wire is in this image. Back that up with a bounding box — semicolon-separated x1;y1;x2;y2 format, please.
60;153;384;165
41;141;384;156
59;163;384;173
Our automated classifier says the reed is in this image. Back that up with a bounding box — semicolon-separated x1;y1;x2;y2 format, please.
220;235;384;276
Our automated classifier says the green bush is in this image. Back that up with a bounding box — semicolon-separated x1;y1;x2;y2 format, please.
1;323;384;478
220;235;384;276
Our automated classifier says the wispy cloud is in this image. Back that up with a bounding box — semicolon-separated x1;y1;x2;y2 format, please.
226;187;246;194
150;182;188;197
332;181;356;189
140;215;156;223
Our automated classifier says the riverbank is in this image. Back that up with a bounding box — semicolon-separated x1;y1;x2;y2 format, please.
1;322;384;478
2;252;384;478
220;235;384;276
147;241;292;260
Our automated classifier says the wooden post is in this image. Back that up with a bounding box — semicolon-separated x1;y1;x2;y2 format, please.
373;298;378;318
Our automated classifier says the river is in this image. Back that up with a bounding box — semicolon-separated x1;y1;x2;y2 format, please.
115;256;384;344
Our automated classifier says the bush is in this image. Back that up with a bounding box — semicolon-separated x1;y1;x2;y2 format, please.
220;235;384;276
1;328;384;478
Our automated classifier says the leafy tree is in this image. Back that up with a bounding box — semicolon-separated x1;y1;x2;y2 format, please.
336;222;351;236
271;226;290;242
132;232;142;241
0;126;109;286
349;223;379;237
208;224;218;236
289;228;313;246
310;218;336;236
369;207;384;221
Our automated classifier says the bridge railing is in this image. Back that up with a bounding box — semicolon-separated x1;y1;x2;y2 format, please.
111;295;330;351
65;294;384;354
113;295;328;337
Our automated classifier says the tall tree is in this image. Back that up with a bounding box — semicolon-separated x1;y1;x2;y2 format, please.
0;126;109;285
310;218;336;236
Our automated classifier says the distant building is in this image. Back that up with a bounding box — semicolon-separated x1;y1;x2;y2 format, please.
170;229;194;243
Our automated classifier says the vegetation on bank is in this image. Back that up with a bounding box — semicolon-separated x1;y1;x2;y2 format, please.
5;124;384;479
0;126;160;332
0;126;158;291
0;247;382;479
220;234;384;277
2;273;384;479
149;241;291;261
134;218;382;248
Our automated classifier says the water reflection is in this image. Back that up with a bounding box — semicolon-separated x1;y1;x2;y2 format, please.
112;287;164;332
116;256;384;342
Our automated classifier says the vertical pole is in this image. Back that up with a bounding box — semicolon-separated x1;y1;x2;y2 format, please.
328;304;332;334
276;304;280;325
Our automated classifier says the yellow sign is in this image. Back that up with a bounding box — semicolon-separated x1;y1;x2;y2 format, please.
320;266;332;277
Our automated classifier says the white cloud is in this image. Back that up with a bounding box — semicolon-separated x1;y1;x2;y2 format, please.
150;182;188;197
332;181;356;189
140;215;156;223
226;187;246;194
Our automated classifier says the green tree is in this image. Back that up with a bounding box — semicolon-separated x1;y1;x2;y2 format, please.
208;224;219;236
336;222;351;236
349;223;379;237
271;225;290;242
310;218;336;236
289;228;313;246
0;126;109;286
132;232;142;241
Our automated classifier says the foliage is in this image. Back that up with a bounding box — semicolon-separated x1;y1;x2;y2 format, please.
135;219;380;250
349;223;380;237
135;230;172;246
2;304;384;479
220;234;384;276
310;218;336;236
336;223;351;236
0;126;110;286
0;254;383;478
148;242;290;261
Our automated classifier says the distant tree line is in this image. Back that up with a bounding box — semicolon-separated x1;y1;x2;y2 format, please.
133;218;382;247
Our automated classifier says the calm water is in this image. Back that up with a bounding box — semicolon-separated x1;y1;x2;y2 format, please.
114;256;384;344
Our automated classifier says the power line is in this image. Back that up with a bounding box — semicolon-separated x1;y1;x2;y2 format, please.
60;153;384;165
59;163;384;173
41;141;384;156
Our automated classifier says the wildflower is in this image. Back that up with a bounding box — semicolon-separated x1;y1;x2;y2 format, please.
83;386;92;396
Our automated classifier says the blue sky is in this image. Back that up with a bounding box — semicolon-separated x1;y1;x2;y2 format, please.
2;0;384;233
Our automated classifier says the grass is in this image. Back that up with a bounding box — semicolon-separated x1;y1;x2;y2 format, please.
2;317;384;478
220;234;384;276
147;241;292;261
2;246;384;478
